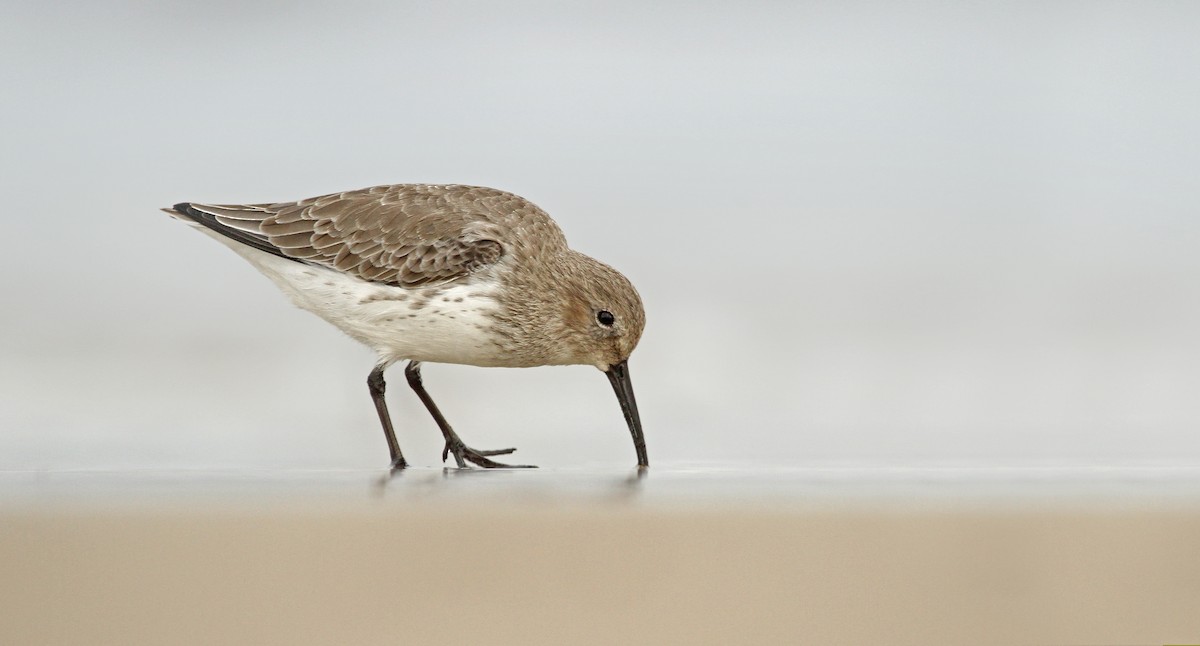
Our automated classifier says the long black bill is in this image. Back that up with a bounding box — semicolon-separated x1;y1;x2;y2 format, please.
605;359;648;467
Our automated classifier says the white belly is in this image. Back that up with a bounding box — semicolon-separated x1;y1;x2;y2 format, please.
214;235;509;367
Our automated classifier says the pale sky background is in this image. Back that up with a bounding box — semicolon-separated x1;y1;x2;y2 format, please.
1;1;1198;470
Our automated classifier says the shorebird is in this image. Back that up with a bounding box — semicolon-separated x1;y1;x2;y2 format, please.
163;184;647;469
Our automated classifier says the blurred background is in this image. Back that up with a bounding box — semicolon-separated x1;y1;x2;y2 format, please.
2;0;1199;472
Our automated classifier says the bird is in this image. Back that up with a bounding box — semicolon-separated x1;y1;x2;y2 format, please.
162;184;647;469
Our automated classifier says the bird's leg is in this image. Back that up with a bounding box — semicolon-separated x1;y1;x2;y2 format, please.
368;364;407;470
403;361;533;468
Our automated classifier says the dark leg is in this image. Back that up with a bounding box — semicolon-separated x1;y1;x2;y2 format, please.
368;364;407;470
403;361;533;468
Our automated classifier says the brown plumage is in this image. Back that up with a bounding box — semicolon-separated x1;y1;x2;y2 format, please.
165;184;648;470
179;184;560;287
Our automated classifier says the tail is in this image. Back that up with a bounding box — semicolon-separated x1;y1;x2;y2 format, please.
162;202;291;260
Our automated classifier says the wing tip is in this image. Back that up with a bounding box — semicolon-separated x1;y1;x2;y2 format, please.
162;203;194;218
164;200;297;262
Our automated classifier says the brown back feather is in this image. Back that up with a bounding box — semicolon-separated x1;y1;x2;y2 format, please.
184;184;564;288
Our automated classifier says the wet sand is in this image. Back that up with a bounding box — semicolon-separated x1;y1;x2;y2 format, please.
3;469;1199;645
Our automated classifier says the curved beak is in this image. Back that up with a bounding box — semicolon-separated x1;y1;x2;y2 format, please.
605;359;648;467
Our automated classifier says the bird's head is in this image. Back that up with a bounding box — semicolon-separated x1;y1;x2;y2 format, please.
557;255;646;371
554;253;648;467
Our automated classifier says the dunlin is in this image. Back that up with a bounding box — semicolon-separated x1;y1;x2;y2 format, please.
163;184;647;469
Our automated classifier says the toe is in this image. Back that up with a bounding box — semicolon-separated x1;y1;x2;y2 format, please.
472;447;517;457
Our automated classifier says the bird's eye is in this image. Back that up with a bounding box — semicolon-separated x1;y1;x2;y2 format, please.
596;310;616;327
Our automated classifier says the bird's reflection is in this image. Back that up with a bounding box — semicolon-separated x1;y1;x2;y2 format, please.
371;465;648;504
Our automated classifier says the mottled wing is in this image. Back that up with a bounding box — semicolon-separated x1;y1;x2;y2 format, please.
173;185;537;288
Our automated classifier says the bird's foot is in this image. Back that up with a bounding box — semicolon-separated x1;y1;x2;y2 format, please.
442;440;535;469
389;456;409;471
